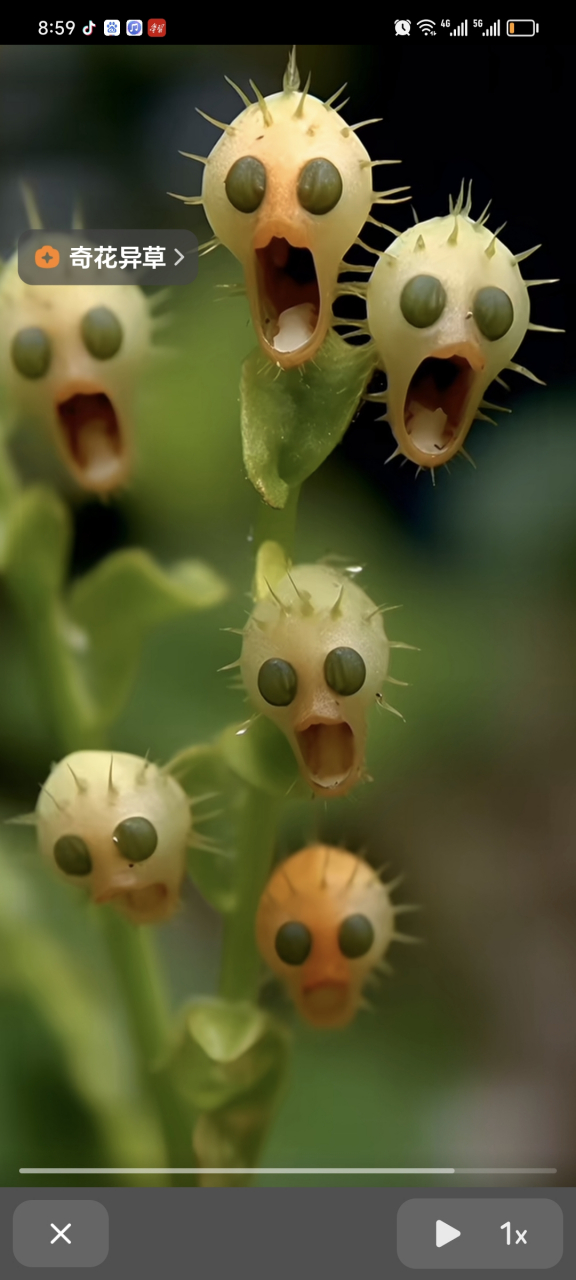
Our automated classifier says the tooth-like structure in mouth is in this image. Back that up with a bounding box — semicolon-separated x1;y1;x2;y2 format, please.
57;391;126;492
197;60;380;369
35;750;192;925
256;845;397;1028
366;186;540;469
240;559;395;799
271;302;317;354
403;349;480;456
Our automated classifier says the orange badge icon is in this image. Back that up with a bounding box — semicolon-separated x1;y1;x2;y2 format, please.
35;244;60;269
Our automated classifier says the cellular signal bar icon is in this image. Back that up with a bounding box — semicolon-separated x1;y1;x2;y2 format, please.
450;19;468;35
483;19;501;35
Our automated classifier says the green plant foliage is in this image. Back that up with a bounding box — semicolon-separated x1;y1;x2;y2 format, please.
164;743;238;912
219;715;302;798
4;486;68;603
68;549;228;722
167;997;290;1185
2;486;228;746
0;835;167;1183
240;331;376;508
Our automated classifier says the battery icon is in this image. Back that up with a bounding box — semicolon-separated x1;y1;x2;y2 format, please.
507;19;539;35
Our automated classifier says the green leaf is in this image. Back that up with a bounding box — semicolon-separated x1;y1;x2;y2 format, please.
188;1000;268;1064
4;487;69;604
241;330;377;508
168;998;291;1185
168;997;289;1114
3;489;99;751
67;549;228;722
218;715;302;798
164;743;238;912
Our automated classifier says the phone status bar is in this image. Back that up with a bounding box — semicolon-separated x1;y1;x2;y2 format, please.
1;19;557;44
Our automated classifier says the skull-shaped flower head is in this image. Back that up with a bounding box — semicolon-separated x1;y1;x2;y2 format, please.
195;53;384;369
256;845;395;1028
36;751;191;924
0;246;153;493
240;562;391;798
366;185;557;469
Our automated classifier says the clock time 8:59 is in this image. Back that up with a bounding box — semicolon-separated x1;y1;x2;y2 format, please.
38;21;76;34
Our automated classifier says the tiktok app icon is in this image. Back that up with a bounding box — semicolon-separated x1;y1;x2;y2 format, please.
82;20;95;34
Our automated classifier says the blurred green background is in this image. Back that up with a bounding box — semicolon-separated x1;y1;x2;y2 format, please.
0;42;574;1188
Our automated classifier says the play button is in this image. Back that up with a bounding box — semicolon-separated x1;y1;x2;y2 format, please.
436;1220;461;1248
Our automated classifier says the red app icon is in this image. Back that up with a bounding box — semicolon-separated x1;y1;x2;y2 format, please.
147;19;166;36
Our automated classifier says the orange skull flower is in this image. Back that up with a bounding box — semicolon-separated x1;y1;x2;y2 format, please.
256;845;396;1028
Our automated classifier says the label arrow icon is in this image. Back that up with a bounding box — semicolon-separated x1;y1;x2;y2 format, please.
174;248;184;266
436;1220;461;1248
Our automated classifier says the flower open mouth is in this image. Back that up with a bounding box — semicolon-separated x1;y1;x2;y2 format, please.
96;881;168;921
121;882;169;921
57;392;124;491
255;237;320;357
296;721;355;791
302;980;349;1017
403;349;480;457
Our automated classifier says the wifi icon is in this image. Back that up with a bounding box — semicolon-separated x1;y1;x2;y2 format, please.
417;18;436;34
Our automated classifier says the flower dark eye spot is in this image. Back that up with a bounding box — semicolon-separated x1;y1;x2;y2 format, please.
257;658;298;706
54;834;92;876
11;327;51;378
275;921;312;965
338;913;374;958
81;307;123;360
297;158;343;215
473;286;514;341
400;275;447;328
225;156;266;213
324;647;366;696
113;816;158;862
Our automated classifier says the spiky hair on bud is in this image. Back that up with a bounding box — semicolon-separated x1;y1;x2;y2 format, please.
239;557;409;799
174;47;404;370
365;180;561;471
35;751;192;925
0;190;162;495
256;844;404;1028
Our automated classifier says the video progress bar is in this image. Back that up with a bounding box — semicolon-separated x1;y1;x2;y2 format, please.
19;1167;558;1175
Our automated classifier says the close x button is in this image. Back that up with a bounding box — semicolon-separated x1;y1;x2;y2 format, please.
397;1198;563;1269
13;1200;109;1268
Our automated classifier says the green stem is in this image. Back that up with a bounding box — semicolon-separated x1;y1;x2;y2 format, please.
99;910;197;1184
3;477;193;1180
13;595;105;752
0;435;21;567
0;435;19;506
255;484;301;562
219;785;281;1001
